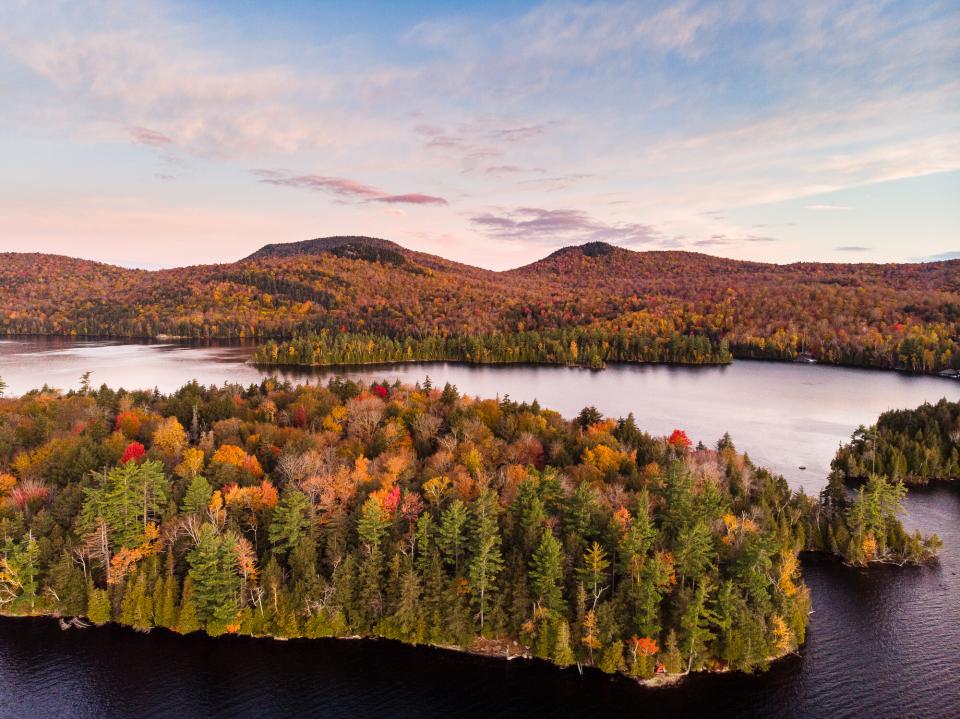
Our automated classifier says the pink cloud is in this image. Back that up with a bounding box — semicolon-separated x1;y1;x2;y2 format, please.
471;207;659;246
253;169;447;206
372;193;447;206
130;126;173;147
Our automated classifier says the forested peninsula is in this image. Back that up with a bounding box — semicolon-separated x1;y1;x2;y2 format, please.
0;377;940;683
2;236;958;373
832;398;960;485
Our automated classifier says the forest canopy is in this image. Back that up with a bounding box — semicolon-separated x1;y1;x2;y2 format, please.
0;376;940;682
1;238;958;373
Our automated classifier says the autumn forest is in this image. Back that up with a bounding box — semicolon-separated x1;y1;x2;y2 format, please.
1;237;958;373
0;375;941;683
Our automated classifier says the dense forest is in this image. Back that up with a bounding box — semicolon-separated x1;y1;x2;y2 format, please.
832;399;960;485
1;236;958;373
253;328;732;369
0;375;939;681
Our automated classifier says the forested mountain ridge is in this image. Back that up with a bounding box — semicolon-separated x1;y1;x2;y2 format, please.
1;238;958;372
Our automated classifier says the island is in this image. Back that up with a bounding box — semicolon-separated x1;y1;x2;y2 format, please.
0;377;940;684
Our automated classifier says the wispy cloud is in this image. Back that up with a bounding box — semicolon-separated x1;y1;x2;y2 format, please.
1;0;957;267
694;233;778;247
130;126;173;147
806;203;852;211
253;169;447;206
372;194;448;206
835;245;872;252
471;207;659;246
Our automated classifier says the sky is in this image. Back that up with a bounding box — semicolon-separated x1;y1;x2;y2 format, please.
0;0;957;270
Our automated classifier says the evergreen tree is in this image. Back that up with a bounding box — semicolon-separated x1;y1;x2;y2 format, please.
439;499;469;575
87;584;112;625
181;475;213;514
552;619;576;668
529;531;564;612
187;525;239;635
268;489;311;557
468;489;504;631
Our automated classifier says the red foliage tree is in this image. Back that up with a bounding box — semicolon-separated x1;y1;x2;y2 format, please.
667;429;692;450
121;441;146;464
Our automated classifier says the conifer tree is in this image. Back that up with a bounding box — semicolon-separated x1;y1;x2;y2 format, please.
529;531;564;612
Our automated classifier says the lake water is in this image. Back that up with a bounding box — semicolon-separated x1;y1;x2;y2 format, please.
2;338;957;491
0;338;959;718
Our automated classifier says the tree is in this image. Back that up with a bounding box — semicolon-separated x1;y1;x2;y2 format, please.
181;475;213;515
0;533;39;612
80;460;169;550
153;416;187;459
439;499;469;575
0;375;6;397
662;629;683;673
679;581;716;672
175;448;206;481
529;531;564;612
187;525;240;635
269;489;311;557
468;489;504;630
87;584;112;625
578;541;610;610
552;619;575;668
674;521;714;586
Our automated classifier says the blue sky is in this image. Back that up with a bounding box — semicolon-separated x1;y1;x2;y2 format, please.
0;0;957;269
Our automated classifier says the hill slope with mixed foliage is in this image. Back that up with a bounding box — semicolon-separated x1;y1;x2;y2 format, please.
0;378;939;679
1;237;958;372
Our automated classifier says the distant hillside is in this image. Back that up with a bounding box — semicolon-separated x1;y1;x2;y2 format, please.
0;238;958;373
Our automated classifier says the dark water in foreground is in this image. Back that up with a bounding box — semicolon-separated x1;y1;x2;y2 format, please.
1;487;958;718
0;339;958;717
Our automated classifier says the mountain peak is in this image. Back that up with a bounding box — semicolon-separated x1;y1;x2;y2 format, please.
544;241;620;260
243;236;408;264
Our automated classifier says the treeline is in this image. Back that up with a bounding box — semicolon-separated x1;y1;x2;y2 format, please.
831;399;960;484
253;329;732;369
1;240;958;374
0;378;828;679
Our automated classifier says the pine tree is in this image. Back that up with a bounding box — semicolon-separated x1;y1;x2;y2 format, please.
598;640;625;674
468;489;504;630
662;629;683;673
187;526;239;635
394;568;423;643
552;619;575;668
529;531;564;612
176;576;201;634
181;475;213;514
439;499;469;575
87;584;112;625
268;489;311;557
49;551;87;616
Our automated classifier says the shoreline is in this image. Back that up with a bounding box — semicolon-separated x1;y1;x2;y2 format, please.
1;332;957;379
0;611;795;689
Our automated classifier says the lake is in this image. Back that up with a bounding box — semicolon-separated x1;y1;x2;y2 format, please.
2;338;957;491
0;338;958;718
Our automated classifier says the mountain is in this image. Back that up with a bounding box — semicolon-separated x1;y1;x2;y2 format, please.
244;236;409;265
0;237;957;372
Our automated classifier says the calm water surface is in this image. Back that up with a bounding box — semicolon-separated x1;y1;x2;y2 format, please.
0;338;958;718
2;338;957;490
